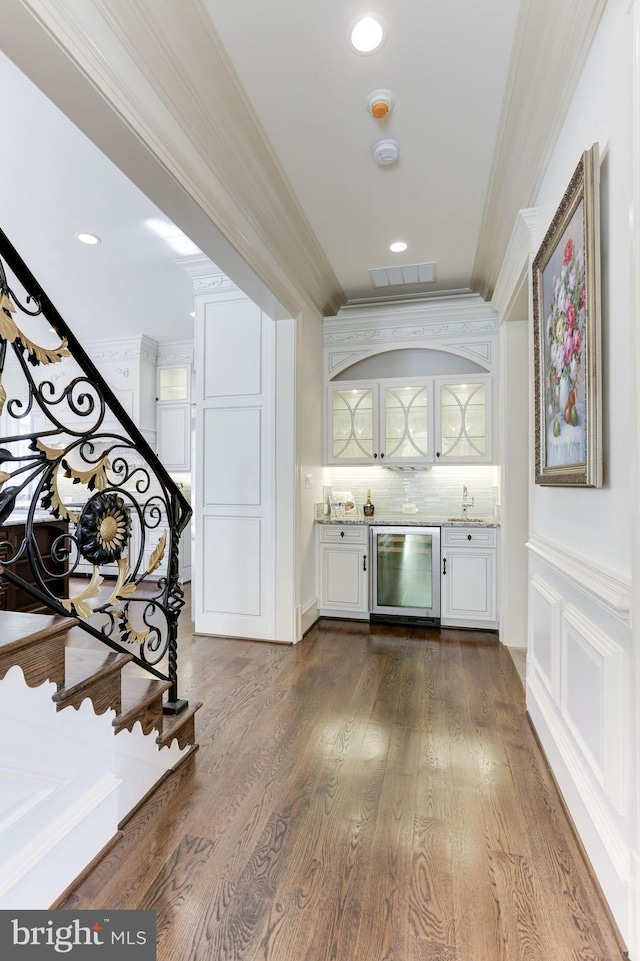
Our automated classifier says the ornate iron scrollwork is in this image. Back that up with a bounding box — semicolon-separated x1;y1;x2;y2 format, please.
0;228;191;712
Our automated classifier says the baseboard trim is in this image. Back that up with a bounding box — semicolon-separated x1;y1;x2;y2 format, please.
118;743;199;830
525;709;629;957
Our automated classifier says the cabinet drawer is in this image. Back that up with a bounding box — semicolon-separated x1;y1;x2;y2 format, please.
442;526;497;548
319;524;367;544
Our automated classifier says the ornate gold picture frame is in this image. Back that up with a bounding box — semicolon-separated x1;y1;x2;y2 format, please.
532;143;602;487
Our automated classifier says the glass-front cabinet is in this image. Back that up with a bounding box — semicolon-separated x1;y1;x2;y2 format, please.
382;384;431;462
434;376;492;463
327;375;492;466
330;385;376;463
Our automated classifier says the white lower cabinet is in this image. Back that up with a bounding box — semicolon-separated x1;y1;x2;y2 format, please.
317;524;369;618
441;526;498;629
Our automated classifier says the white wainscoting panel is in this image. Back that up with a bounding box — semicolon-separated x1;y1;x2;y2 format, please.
526;540;633;946
561;605;627;815
201;516;262;617
203;408;262;506
203;299;262;398
529;574;562;699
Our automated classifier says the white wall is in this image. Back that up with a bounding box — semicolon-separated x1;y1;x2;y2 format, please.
295;304;325;637
525;0;637;951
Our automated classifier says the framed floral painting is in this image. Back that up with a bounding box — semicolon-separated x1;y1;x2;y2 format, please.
532;143;602;487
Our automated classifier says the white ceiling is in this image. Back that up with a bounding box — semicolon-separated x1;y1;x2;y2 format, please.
0;0;605;342
203;0;520;302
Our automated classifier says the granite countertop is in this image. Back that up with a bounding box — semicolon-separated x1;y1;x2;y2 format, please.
316;512;499;528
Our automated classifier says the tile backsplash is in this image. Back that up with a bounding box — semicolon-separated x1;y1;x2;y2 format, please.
320;465;500;519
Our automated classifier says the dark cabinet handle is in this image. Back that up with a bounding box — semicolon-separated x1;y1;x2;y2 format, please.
380;452;384;459
363;554;367;572
340;530;345;537
436;451;441;458
467;534;472;541
442;557;447;575
373;452;378;459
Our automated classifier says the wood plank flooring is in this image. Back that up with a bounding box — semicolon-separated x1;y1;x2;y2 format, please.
60;600;626;960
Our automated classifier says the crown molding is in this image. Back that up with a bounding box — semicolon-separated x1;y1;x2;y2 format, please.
85;334;159;364
324;293;498;347
15;0;344;319
491;207;537;320
472;0;608;300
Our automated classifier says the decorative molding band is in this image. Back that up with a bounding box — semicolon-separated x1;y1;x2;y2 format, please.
527;533;631;623
527;671;631;886
325;319;497;347
85;334;159;365
157;340;195;366
324;293;498;339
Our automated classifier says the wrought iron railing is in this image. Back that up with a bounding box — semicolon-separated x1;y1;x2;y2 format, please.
0;228;192;713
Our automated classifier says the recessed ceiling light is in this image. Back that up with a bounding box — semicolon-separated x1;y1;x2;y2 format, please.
349;15;386;54
75;232;101;245
390;241;408;253
190;312;195;318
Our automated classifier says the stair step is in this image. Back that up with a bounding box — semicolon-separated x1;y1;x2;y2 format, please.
157;701;203;751
113;675;173;735
0;611;77;689
53;647;132;714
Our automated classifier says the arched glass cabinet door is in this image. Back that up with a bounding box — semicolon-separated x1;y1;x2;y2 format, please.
382;384;431;462
329;386;376;462
435;379;490;461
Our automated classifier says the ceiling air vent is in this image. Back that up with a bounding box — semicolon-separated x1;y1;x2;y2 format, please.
369;262;436;288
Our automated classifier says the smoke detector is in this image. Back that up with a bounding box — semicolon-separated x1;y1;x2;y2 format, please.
367;89;395;119
373;139;399;166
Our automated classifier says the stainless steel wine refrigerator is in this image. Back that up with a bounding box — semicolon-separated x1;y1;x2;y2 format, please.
369;526;441;625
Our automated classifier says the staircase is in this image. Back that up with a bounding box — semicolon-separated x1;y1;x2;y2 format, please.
0;609;201;909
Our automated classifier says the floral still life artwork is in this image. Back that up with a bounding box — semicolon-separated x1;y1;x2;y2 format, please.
533;143;602;487
544;211;586;464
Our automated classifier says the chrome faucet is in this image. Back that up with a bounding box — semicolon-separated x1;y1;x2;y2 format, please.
462;484;474;517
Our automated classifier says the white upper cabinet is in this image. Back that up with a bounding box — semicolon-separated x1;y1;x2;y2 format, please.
324;294;498;467
434;376;492;463
156;361;192;471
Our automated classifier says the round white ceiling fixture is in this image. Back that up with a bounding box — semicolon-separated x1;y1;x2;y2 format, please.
75;232;101;245
373;139;399;166
367;89;395;119
349;15;386;54
390;241;408;253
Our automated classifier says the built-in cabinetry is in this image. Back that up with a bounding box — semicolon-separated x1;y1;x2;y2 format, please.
324;294;498;468
317;524;368;619
315;522;498;629
441;526;498;629
156;363;192;472
328;375;492;465
0;519;69;613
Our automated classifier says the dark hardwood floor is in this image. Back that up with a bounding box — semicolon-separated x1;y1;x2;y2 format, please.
60;590;626;960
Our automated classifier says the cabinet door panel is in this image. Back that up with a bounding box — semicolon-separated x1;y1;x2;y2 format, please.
320;545;367;612
157;404;191;471
328;386;376;463
443;549;496;621
382;384;431;461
